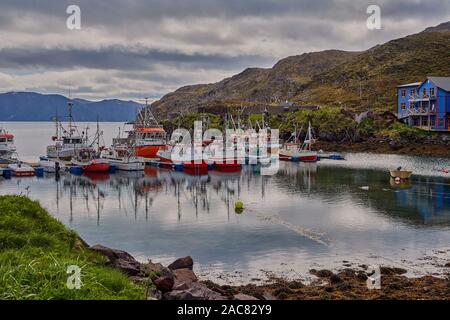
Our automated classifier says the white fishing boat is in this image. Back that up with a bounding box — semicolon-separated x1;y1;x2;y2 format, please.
38;156;66;173
298;122;318;162
0;128;17;162
102;145;144;171
46;101;88;160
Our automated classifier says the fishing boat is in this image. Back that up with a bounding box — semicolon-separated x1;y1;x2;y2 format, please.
71;148;110;173
298;122;318;162
46;102;88;160
39;156;66;173
126;100;166;159
0;128;16;162
280;125;302;162
8;162;35;177
101;145;144;171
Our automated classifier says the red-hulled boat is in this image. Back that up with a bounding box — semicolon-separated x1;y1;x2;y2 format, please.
71;148;110;173
128;101;167;159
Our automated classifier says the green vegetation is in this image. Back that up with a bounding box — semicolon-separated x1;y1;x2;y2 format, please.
0;196;145;300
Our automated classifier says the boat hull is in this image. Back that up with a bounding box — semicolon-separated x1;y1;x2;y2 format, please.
8;164;35;177
135;145;165;159
72;159;110;173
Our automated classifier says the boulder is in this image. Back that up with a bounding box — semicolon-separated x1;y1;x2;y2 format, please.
90;244;141;276
233;293;259;300
163;283;226;300
312;269;333;278
142;260;174;280
168;256;194;270
173;268;198;288
154;276;175;293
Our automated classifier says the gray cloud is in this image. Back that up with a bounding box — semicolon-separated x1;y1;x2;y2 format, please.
0;0;449;101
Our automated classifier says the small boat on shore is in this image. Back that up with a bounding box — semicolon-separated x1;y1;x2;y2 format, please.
8;162;35;177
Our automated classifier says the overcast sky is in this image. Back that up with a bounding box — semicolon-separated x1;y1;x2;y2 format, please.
0;0;449;102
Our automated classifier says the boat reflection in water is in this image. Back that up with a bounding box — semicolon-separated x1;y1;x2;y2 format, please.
2;161;450;282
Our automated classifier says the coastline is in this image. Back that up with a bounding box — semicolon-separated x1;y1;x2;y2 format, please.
318;141;450;158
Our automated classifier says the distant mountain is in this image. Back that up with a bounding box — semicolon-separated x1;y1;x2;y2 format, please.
0;92;143;122
151;21;450;117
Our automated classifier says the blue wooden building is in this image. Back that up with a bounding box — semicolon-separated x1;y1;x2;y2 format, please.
397;77;450;131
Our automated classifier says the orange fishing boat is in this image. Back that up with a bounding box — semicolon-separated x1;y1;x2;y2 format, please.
127;100;167;159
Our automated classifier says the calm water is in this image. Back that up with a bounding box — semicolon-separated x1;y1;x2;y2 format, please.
1;122;450;284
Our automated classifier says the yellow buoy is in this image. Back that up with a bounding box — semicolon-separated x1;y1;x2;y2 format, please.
235;200;244;214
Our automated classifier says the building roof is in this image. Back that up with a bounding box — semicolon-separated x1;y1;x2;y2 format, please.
397;82;421;88
427;77;450;92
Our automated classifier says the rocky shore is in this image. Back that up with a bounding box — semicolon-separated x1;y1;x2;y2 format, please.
89;244;450;300
318;141;450;158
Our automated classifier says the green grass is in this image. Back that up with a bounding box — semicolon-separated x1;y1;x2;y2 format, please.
0;196;145;300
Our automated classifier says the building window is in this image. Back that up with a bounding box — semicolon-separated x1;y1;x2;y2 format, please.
412;117;420;126
401;89;406;97
438;118;444;128
422;88;427;96
430;116;436;126
409;102;414;109
410;89;415;96
421;117;428;126
430;88;435;96
401;103;406;110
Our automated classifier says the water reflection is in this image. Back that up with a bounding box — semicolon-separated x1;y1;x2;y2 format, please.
2;161;450;282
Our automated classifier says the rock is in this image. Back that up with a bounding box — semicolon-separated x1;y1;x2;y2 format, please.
312;269;333;278
154;276;175;293
444;263;450;268
173;268;198;288
163;283;226;300
147;287;162;300
330;274;343;284
168;256;194;270
233;293;259;300
380;267;407;275
142;260;174;280
90;244;141;276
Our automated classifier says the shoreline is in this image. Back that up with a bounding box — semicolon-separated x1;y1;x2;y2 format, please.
318;141;450;158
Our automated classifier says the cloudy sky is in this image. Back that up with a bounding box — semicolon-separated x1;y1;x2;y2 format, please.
0;0;449;102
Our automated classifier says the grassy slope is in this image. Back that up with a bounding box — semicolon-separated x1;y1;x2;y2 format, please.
0;196;145;300
301;31;450;111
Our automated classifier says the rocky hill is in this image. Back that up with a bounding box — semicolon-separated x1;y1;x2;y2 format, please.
152;21;450;118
